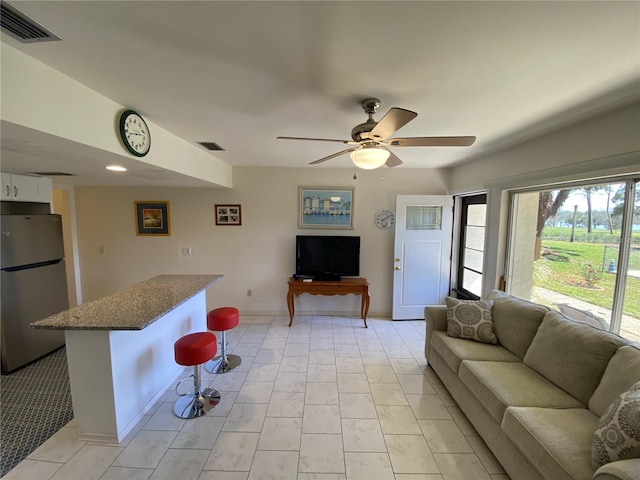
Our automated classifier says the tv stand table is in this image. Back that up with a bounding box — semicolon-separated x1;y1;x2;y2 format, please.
287;277;370;328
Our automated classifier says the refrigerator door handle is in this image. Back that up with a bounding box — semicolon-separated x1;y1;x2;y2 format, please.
2;259;63;273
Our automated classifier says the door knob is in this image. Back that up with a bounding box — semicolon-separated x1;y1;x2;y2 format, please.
395;266;402;270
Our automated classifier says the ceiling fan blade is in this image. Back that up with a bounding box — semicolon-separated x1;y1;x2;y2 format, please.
384;149;403;168
387;136;476;147
369;108;417;141
277;136;354;144
309;147;359;165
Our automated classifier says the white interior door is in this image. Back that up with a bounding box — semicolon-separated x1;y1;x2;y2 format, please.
392;195;453;320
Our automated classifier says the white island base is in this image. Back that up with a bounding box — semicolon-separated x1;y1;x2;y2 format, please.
65;291;206;443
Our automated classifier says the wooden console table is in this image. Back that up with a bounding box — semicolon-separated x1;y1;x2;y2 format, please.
287;277;370;328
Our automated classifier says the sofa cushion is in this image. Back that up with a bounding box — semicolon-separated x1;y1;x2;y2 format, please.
503;406;598;480
459;360;584;423
445;297;497;344
591;381;640;470
431;331;519;374
485;289;548;358
589;345;640;417
523;311;627;405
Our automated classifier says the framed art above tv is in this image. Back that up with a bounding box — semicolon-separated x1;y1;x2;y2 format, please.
299;187;354;229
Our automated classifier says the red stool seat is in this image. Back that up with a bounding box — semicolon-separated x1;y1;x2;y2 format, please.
174;332;217;366
207;307;239;331
205;306;241;374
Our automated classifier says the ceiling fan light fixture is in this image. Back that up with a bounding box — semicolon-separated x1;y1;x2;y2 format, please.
350;147;389;170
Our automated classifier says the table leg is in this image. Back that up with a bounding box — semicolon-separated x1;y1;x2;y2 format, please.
287;290;295;327
362;291;370;328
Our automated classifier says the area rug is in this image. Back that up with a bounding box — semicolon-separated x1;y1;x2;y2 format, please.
0;347;73;477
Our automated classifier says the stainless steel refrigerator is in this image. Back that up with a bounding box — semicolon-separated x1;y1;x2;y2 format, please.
1;214;68;373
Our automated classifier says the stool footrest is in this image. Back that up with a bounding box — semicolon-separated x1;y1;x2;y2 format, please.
175;374;195;396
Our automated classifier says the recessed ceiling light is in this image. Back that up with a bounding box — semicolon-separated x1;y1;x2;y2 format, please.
106;165;127;172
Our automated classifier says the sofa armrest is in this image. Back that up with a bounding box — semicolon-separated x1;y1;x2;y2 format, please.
593;459;640;480
424;305;447;363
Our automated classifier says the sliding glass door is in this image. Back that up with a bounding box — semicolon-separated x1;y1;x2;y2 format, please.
506;178;639;344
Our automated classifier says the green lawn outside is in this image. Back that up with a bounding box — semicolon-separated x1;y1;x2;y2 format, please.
542;226;640;246
537;238;640;318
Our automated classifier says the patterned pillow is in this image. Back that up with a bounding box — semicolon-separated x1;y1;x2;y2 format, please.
445;297;497;344
591;381;640;470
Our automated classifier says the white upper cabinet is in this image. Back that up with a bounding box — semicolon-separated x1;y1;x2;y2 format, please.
0;173;52;203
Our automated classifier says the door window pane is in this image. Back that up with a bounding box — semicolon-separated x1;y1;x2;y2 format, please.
462;269;483;297
464;248;484;272
467;204;486;226
465;225;485;250
406;206;442;230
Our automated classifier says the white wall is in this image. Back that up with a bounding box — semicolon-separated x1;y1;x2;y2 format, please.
1;42;232;188
75;166;450;317
450;101;640;193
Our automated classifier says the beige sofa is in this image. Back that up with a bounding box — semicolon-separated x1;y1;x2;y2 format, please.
425;290;640;480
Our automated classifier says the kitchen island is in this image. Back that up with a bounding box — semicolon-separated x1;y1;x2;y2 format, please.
32;274;223;443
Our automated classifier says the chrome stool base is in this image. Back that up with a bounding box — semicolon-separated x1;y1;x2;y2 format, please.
173;388;221;419
205;354;241;374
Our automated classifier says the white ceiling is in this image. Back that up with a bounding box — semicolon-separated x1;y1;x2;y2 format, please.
1;1;639;187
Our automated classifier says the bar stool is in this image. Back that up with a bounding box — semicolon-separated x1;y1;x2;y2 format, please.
205;307;241;374
173;331;221;418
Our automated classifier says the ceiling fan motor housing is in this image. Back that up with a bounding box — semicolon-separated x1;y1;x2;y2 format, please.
351;120;378;142
351;97;382;142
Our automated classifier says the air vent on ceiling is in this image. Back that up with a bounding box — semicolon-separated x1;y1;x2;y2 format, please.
1;1;61;43
30;171;75;176
198;142;225;151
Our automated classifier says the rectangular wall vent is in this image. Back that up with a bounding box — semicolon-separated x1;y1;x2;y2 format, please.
1;1;61;43
198;142;225;151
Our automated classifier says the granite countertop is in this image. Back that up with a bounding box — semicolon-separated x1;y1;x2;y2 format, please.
31;274;223;331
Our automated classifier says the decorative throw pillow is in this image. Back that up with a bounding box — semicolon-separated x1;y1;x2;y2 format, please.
591;381;640;470
445;297;497;344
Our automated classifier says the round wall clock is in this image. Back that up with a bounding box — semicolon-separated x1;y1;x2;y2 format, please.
119;110;151;157
374;209;395;229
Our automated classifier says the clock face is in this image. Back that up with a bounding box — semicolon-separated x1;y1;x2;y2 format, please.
119;110;151;157
374;209;395;229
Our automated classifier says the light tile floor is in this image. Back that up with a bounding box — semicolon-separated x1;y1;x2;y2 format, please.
3;315;511;480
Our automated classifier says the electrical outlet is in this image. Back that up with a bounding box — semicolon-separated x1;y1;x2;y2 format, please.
247;289;252;297
181;247;192;256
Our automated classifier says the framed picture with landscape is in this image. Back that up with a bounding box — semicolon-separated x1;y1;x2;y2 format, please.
299;187;354;229
134;201;171;236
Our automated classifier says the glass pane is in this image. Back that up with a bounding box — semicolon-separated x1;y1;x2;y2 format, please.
462;268;483;297
621;180;640;345
467;204;486;226
463;248;484;272
406;206;442;230
509;182;630;334
465;225;485;250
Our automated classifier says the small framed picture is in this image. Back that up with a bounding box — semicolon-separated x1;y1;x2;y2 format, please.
134;201;171;236
215;204;242;225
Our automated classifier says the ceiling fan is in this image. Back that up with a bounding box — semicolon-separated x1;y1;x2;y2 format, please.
277;98;476;169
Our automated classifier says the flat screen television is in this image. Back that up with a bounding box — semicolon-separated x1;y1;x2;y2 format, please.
295;235;360;281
